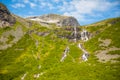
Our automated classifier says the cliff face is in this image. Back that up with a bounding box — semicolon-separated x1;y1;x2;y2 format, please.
27;14;80;27
0;3;16;28
58;17;80;27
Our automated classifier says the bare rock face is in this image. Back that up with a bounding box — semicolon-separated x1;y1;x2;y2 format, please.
27;14;80;27
0;3;16;28
58;17;80;27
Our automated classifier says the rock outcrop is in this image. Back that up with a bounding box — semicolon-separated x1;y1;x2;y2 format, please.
26;14;80;27
80;29;90;41
0;3;16;28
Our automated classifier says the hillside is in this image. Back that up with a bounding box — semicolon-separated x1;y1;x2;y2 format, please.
84;17;120;62
0;3;120;80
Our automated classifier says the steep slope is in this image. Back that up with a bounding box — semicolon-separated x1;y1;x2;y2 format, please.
27;14;80;27
85;17;120;37
84;17;120;63
0;14;31;50
0;3;15;28
0;3;82;80
0;3;120;80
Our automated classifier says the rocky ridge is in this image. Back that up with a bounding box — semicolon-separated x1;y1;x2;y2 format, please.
0;3;16;28
26;14;80;27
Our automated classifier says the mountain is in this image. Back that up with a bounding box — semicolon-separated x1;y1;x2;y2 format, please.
0;3;15;28
26;14;80;27
0;3;120;80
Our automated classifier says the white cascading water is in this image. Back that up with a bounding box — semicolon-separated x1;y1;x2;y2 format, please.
81;29;89;41
60;46;69;62
78;43;89;61
73;27;77;42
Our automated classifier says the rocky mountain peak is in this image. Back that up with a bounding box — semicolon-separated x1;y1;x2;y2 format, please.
27;14;80;27
0;3;16;28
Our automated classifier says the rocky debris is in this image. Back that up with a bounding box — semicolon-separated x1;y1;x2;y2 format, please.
78;43;89;61
60;46;69;62
27;14;80;27
0;27;24;50
95;46;120;63
0;3;15;28
99;38;111;47
37;32;49;36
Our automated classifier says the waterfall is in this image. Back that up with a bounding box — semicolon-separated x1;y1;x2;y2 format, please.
81;29;89;41
73;27;77;42
84;30;89;41
78;43;89;61
60;46;69;62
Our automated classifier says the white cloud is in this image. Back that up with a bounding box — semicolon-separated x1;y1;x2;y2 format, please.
40;1;54;10
23;0;37;8
30;2;37;8
11;3;25;8
59;0;119;24
60;0;119;14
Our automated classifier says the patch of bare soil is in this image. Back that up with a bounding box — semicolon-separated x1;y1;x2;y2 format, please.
99;38;111;47
95;46;120;63
0;27;24;50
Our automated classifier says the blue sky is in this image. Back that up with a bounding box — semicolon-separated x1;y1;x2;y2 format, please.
1;0;120;25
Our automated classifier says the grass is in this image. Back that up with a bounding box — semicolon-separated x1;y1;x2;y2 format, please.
0;34;35;79
0;27;12;36
84;19;120;53
0;17;120;80
6;35;15;44
107;50;120;55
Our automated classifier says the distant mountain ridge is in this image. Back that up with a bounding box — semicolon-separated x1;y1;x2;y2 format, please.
26;14;80;27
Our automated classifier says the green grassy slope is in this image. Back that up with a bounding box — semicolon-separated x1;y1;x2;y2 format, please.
0;17;120;80
84;17;120;53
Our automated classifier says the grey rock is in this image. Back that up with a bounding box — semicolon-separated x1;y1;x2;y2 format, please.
58;17;80;27
0;3;16;28
26;14;80;27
